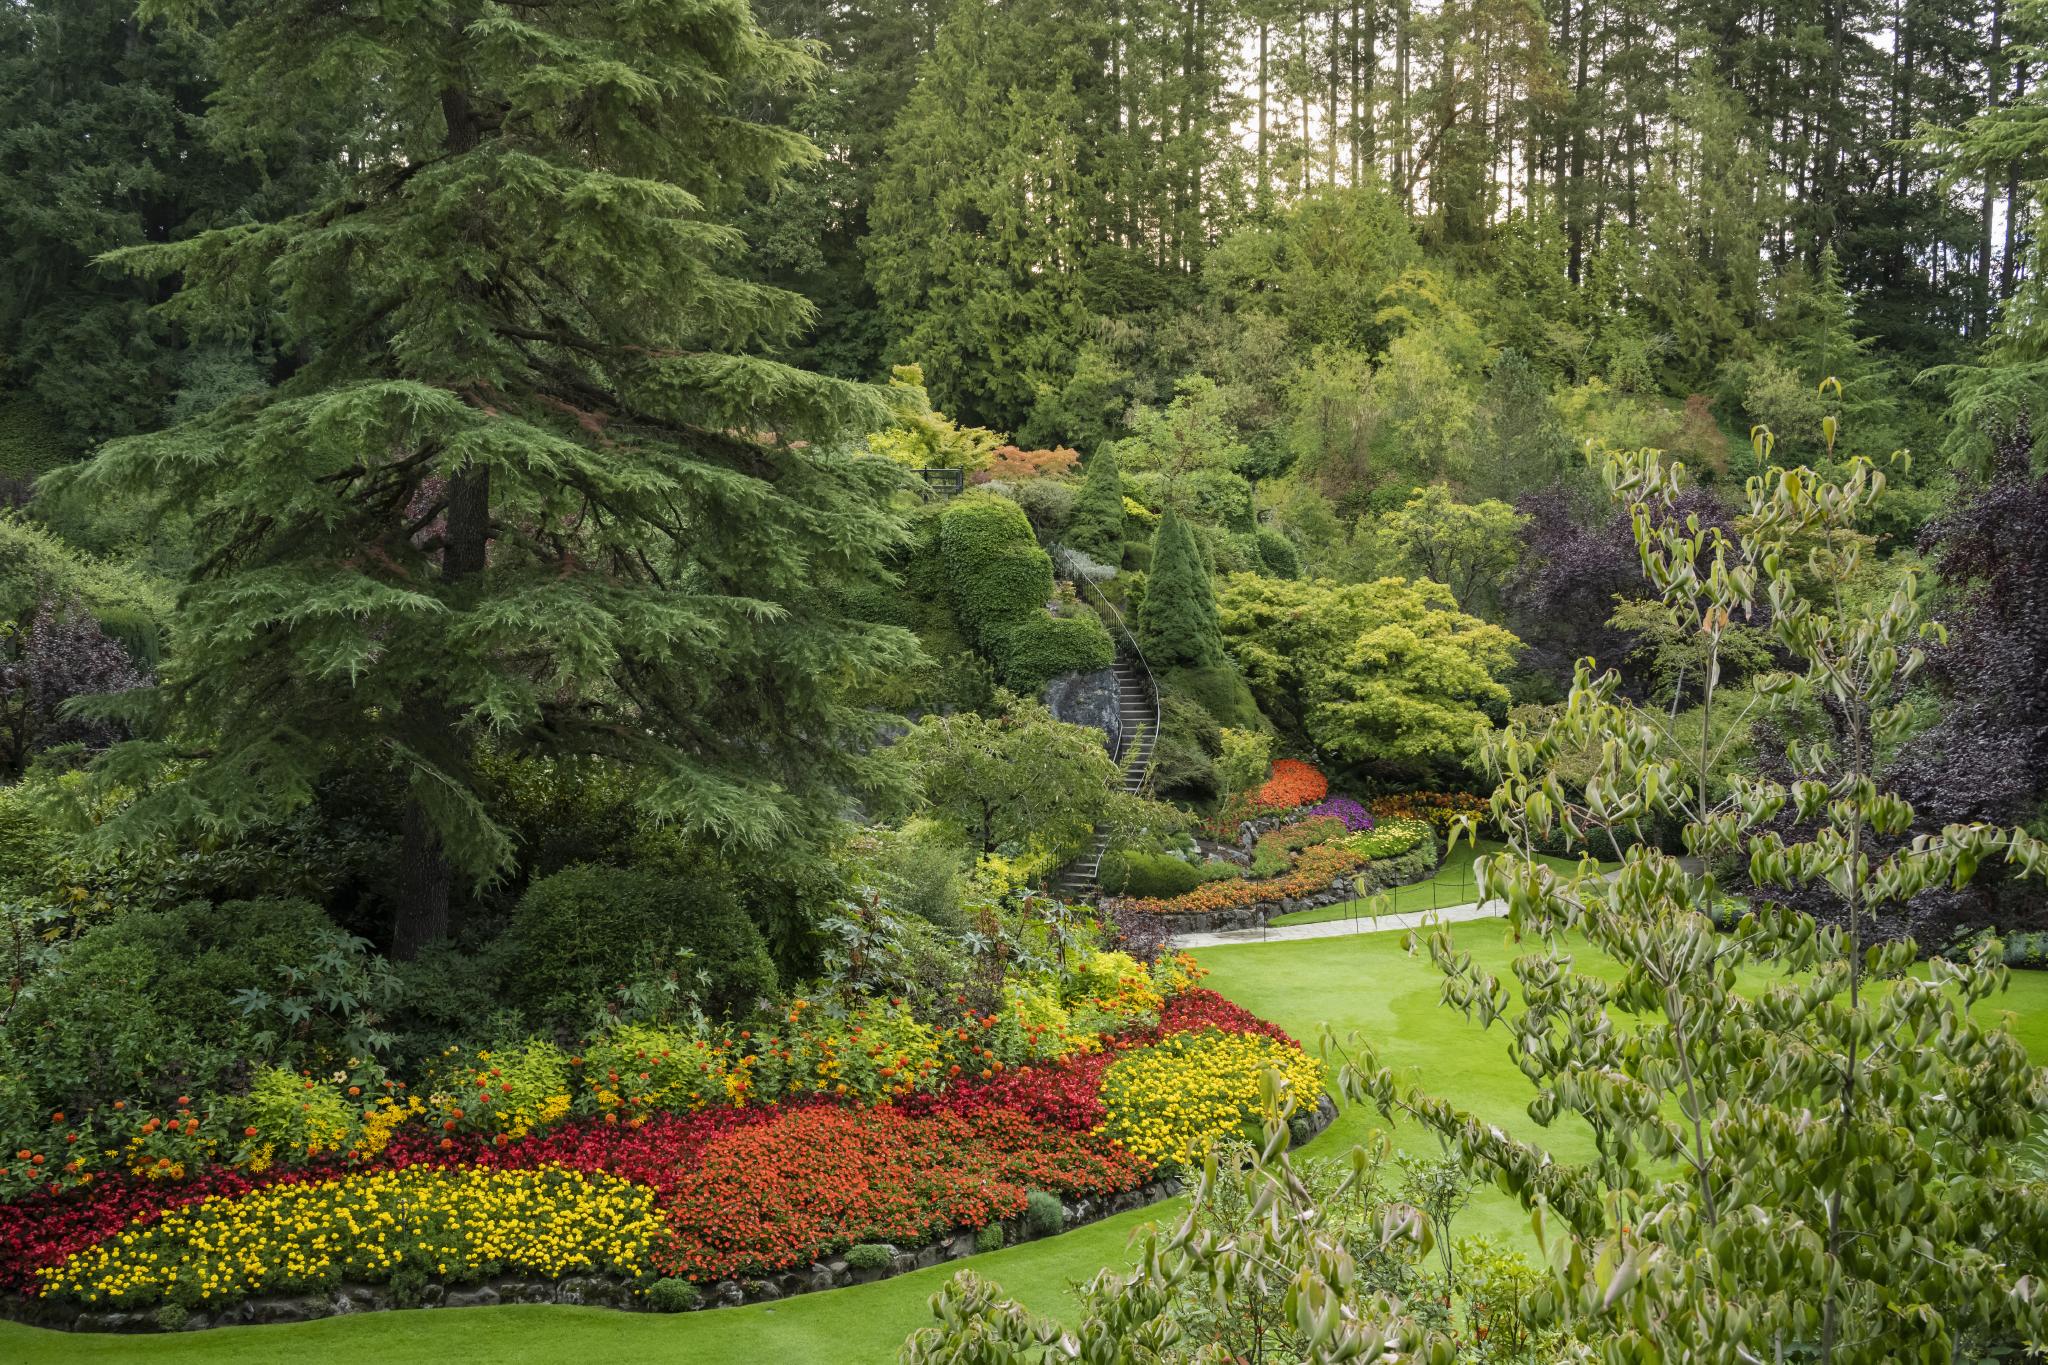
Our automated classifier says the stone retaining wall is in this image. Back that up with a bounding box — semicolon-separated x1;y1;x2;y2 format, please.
20;1095;1342;1335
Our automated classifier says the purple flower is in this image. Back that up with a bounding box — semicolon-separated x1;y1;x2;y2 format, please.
1304;796;1372;832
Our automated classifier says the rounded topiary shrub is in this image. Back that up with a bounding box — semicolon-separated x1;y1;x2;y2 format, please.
843;1243;894;1272
501;864;777;1024
974;1223;1005;1254
1097;850;1204;899
940;497;1054;648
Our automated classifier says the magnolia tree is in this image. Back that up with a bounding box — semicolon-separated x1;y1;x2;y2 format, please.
1340;426;2048;1362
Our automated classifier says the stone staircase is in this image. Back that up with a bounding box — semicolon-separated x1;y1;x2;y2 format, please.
1054;654;1156;899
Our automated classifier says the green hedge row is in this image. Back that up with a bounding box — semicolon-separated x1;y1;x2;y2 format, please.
940;496;1112;691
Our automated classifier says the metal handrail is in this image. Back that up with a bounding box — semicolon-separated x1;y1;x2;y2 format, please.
1068;557;1160;797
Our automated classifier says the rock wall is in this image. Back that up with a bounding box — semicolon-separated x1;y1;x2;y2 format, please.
1042;667;1121;752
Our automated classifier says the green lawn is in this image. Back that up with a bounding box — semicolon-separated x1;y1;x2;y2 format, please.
1;925;2040;1364
1268;838;1611;927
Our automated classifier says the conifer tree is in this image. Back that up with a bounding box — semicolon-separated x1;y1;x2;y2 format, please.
49;0;915;956
1138;509;1226;670
1064;442;1128;563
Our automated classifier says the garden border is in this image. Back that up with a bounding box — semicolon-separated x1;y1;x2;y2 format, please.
11;1095;1340;1336
1110;840;1445;934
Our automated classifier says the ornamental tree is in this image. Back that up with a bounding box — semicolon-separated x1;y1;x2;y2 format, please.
1217;574;1519;765
1376;482;1527;617
1064;441;1128;562
896;693;1117;858
1341;432;2048;1361
1138;509;1226;670
47;0;915;956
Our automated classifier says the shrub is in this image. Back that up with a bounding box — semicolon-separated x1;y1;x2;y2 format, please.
1024;1190;1064;1237
1107;842;1371;916
996;612;1113;691
974;1223;1005;1254
940;497;1054;646
644;1277;702;1312
1065;445;1126;561
1254;527;1301;578
843;1242;895;1272
422;1040;572;1141
975;446;1080;484
501;864;777;1026
1001;477;1079;543
1138;510;1225;669
1096;850;1203;899
4;899;398;1130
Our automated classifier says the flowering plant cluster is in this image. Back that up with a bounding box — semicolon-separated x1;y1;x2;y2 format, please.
1094;1029;1326;1167
1367;790;1489;835
6;953;1328;1318
38;1164;662;1309
1254;759;1328;810
1302;795;1374;832
1106;842;1370;916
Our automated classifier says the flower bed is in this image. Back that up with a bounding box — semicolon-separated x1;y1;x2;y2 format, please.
1254;759;1328;810
3;983;1325;1328
1106;842;1371;916
1369;790;1489;835
1304;795;1373;831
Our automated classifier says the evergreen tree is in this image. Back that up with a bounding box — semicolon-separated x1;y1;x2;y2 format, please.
1064;441;1128;562
48;0;915;956
1139;509;1226;669
0;1;334;442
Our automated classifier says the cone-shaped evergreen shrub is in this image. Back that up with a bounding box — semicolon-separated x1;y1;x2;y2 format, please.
1065;444;1127;561
1139;509;1226;669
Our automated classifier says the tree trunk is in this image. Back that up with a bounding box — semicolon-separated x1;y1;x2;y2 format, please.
392;55;489;959
393;796;453;960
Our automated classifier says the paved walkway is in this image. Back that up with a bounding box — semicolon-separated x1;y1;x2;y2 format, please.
1167;897;1507;950
1167;863;1663;951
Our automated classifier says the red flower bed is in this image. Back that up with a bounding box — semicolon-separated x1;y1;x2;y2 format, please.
5;989;1306;1300
653;1106;1146;1280
1256;759;1328;810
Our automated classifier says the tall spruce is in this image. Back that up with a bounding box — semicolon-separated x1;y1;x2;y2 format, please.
1138;508;1226;669
48;0;916;956
1064;443;1128;563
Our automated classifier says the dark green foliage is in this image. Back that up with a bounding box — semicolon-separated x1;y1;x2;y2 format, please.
1161;665;1264;734
0;5;335;443
941;498;1055;643
0;398;77;481
5;899;398;1115
1096;850;1239;898
1023;1190;1064;1237
1096;850;1201;898
0;784;55;890
1064;444;1127;561
974;1223;1004;1254
501;864;777;1028
1254;528;1302;579
1150;691;1222;800
998;614;1114;692
44;0;918;959
939;496;1110;689
643;1278;702;1313
1137;511;1225;670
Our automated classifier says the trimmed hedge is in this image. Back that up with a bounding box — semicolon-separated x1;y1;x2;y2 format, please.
1000;613;1113;691
1097;850;1240;898
938;495;1112;690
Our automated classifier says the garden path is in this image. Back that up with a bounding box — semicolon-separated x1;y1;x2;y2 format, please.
1165;862;1677;950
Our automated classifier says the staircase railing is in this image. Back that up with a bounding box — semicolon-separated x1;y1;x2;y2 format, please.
1068;558;1160;794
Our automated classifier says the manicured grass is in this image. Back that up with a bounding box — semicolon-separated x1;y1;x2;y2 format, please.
1268;838;1611;927
1;926;2038;1364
